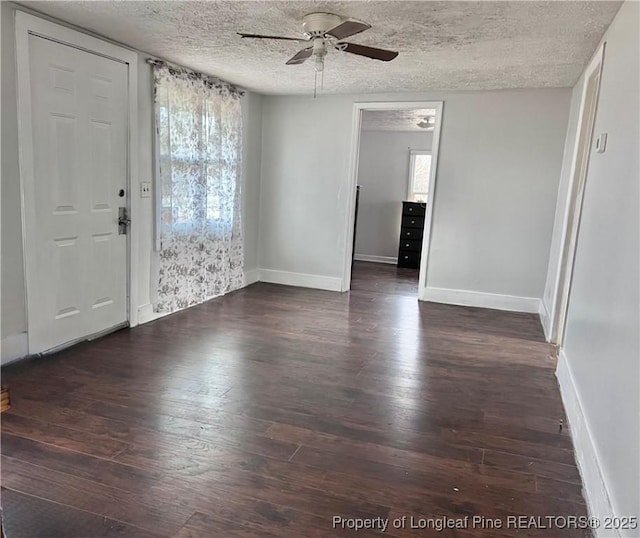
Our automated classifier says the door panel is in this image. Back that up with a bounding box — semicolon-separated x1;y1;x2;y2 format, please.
90;232;116;309
27;35;128;353
50;114;79;213
52;236;81;319
89;122;113;211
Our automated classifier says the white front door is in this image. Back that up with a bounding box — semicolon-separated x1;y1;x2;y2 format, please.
25;35;129;354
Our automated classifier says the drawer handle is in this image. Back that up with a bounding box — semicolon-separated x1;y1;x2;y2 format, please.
405;243;410;248
404;255;409;259
406;232;411;236
411;220;415;224
408;207;413;212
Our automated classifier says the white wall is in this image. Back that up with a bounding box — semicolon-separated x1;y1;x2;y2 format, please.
242;91;263;275
258;89;571;304
355;130;432;260
555;1;639;533
0;3;263;362
1;1;27;344
258;97;352;282
134;57;156;323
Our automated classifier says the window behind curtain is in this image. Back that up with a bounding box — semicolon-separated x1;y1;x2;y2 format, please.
153;64;244;313
156;95;237;233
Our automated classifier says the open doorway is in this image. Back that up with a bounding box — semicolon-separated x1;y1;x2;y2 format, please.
343;102;443;299
548;46;604;345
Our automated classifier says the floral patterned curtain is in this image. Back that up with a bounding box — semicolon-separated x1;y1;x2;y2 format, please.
153;64;244;313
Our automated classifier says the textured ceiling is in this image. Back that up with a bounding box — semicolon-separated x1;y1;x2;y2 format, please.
362;109;436;132
20;1;621;95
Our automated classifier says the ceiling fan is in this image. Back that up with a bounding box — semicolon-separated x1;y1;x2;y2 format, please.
416;116;436;130
238;12;399;74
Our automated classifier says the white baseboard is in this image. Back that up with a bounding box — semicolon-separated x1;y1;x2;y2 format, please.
354;254;398;265
137;303;156;325
423;287;541;313
1;332;29;366
138;303;175;325
244;268;260;286
539;299;552;342
556;351;620;538
259;269;342;292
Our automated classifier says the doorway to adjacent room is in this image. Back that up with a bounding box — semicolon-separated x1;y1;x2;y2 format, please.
344;102;443;299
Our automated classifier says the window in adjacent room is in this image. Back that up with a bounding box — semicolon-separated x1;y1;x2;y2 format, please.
408;150;432;202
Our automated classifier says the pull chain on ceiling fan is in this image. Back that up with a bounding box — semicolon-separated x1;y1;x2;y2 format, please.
238;12;399;96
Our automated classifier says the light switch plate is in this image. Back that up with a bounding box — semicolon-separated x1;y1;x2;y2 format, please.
595;133;607;153
140;181;151;198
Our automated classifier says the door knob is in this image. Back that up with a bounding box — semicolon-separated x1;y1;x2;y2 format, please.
118;207;131;235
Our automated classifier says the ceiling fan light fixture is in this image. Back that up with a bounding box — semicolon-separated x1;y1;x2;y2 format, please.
238;12;399;96
416;116;436;129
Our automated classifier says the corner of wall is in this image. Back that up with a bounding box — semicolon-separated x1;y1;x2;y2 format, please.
241;91;264;273
539;298;553;342
256;95;268;273
136;303;155;325
244;268;260;287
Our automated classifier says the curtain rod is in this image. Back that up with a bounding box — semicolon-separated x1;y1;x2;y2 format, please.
146;57;245;96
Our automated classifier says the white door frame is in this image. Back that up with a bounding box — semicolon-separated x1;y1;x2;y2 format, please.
341;101;444;300
548;45;605;345
15;11;140;354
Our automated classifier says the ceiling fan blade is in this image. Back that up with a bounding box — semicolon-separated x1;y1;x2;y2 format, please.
340;42;398;62
286;47;313;65
325;20;371;40
237;32;308;42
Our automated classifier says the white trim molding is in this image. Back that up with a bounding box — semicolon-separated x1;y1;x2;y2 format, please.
539;299;552;342
424;287;541;313
136;303;156;325
544;43;605;345
353;254;398;265
556;351;620;538
341;101;444;294
1;332;29;366
244;269;261;286
259;269;342;292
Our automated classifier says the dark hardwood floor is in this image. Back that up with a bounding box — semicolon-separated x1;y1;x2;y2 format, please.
350;261;419;297
1;261;587;537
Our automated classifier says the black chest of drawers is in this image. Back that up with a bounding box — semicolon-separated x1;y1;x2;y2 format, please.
397;201;426;269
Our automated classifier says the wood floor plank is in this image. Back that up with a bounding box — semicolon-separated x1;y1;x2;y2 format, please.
0;488;164;538
0;413;129;459
1;456;191;536
482;448;581;484
1;433;164;496
173;511;280;538
1;262;587;537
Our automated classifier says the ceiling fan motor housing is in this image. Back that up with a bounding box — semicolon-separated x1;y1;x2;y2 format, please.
302;12;342;38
